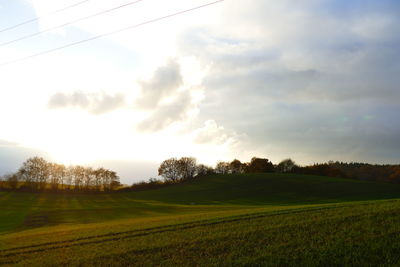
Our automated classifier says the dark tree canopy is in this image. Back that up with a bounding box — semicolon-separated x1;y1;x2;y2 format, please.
178;157;197;180
158;157;198;183
247;157;274;173
215;161;230;174
158;158;181;183
276;159;297;173
229;159;246;174
196;164;215;177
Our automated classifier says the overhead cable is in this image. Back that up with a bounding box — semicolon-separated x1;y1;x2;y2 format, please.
0;0;224;68
0;0;144;47
0;0;91;33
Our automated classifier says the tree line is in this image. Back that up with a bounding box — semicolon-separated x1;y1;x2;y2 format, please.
0;157;120;192
2;155;399;193
125;157;280;191
299;161;400;182
125;157;400;191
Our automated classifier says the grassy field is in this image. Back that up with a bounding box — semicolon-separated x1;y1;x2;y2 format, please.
1;173;400;266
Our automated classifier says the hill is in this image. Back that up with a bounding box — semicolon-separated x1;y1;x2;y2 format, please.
1;173;400;266
2;173;400;233
129;173;400;204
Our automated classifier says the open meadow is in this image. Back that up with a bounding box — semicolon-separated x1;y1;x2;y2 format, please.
2;0;399;266
1;173;400;266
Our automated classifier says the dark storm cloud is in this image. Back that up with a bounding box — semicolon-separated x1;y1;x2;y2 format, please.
178;0;400;164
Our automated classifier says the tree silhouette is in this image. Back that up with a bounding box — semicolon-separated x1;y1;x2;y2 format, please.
178;157;197;180
73;166;85;191
276;159;296;173
247;157;274;173
158;158;181;183
229;159;246;174
5;174;19;190
215;161;230;174
18;157;49;191
93;168;105;191
49;163;66;191
196;164;214;177
83;167;94;191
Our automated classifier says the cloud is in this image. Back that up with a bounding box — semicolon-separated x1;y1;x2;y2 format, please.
48;91;125;115
0;140;18;147
136;90;194;132
135;59;183;110
193;120;241;145
190;120;253;163
0;140;50;176
176;0;400;164
134;58;204;133
178;0;400;103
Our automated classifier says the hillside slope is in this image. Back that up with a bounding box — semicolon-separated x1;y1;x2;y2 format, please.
2;173;400;234
2;174;400;265
129;173;400;204
2;199;400;266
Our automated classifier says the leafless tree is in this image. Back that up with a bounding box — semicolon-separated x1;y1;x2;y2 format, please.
93;168;105;191
178;157;197;180
73;165;85;191
18;157;50;191
196;164;214;177
215;161;230;174
158;158;181;183
4;173;19;189
277;159;296;173
48;163;66;190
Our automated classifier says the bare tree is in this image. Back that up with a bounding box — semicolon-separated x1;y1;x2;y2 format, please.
178;157;197;180
215;161;230;174
65;166;75;190
57;164;67;190
229;159;246;174
102;169;111;191
83;167;94;191
276;159;296;173
158;158;181;183
93;168;105;191
247;157;274;173
196;164;214;177
4;173;19;190
4;157;120;192
73;165;85;191
48;163;66;191
100;169;120;191
109;170;120;190
19;157;50;191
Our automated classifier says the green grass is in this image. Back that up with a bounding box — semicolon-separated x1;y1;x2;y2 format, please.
128;173;400;204
1;173;400;266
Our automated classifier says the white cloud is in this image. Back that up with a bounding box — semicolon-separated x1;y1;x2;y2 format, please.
193;120;241;145
48;91;126;114
135;59;183;110
1;0;400;182
136;90;196;132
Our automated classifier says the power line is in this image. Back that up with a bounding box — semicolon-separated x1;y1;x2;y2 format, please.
0;0;91;34
0;0;224;68
0;0;144;47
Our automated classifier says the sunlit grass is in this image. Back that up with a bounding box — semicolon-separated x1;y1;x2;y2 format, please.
1;173;400;265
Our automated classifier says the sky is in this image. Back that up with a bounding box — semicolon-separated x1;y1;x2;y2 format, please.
0;0;399;184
